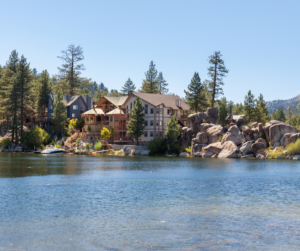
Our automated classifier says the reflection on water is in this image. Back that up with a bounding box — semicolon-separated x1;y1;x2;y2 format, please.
1;153;300;250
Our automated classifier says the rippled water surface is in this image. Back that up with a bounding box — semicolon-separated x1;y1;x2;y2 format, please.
1;153;300;250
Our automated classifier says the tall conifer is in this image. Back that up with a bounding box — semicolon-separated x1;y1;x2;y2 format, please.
51;89;68;136
157;72;168;94
243;90;256;122
140;61;159;93
184;72;208;112
36;70;52;117
121;78;136;95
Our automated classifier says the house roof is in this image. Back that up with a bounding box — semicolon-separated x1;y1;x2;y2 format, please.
102;96;128;107
48;94;87;107
123;92;190;110
82;108;105;116
106;108;124;115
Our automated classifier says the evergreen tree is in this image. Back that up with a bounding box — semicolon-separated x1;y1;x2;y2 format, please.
121;78;136;95
51;89;68;136
207;51;229;107
157;72;168;94
287;106;293;125
243;90;256;122
127;96;145;145
165;115;181;153
17;55;33;137
254;94;269;124
184;72;208;112
232;102;244;115
140;61;159;93
273;107;286;122
36;70;52;117
51;76;70;95
57;44;85;95
217;97;228;125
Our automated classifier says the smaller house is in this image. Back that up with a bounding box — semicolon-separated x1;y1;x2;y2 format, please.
40;94;92;133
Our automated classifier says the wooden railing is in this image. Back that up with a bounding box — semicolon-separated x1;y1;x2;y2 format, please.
114;126;127;130
114;114;129;119
114;137;132;141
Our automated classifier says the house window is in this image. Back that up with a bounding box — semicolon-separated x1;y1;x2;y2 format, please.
160;108;163;114
130;103;132;109
96;116;101;122
150;120;153;126
73;105;78;110
72;113;75;118
145;105;148;114
144;131;148;137
167;109;171;115
150;131;153;137
144;120;148;126
156;108;159;114
110;116;113;122
156;121;159;126
150;108;154;114
105;116;109;121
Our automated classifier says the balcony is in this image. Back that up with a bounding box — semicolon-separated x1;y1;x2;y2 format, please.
114;126;127;131
114;114;129;120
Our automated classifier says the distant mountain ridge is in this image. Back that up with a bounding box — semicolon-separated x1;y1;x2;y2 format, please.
267;94;300;113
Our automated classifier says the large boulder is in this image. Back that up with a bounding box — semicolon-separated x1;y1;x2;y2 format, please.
206;107;219;123
181;127;193;148
256;138;267;147
123;146;132;155
192;132;209;144
242;126;253;134
191;143;206;155
195;123;213;134
179;152;189;157
221;125;246;146
218;141;242;158
239;141;253;155
268;123;299;146
263;120;285;142
289;133;300;144
188;112;210;130
235;115;249;128
251;142;266;155
202;142;223;155
206;125;224;143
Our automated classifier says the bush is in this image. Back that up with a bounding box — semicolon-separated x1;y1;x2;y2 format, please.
75;138;81;147
168;143;181;155
55;144;61;148
0;138;12;147
148;137;168;155
286;139;300;155
101;127;110;140
50;140;55;146
94;141;103;151
265;147;285;159
87;125;91;132
85;143;90;150
183;147;191;153
68;118;78;130
20;126;51;150
78;118;85;128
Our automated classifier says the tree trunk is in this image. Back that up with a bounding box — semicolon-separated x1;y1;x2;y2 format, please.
211;62;217;108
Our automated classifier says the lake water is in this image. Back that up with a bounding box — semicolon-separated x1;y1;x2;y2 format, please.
1;153;300;250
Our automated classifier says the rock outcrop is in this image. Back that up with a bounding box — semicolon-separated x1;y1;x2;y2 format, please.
123;146;132;155
188;108;219;132
221;125;246;146
218;141;242;158
239;141;253;156
191;143;206;155
202;142;223;155
181;127;193;149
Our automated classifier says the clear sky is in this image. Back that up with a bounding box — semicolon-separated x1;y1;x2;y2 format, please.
1;0;299;103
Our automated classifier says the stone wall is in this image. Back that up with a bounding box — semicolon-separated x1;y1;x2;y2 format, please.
110;144;148;151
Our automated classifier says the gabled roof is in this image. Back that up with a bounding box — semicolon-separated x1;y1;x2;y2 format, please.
106;108;124;115
123;92;190;110
82;108;105;116
99;96;128;107
48;94;88;107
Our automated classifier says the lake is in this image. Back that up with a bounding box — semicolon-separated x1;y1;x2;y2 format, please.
1;153;300;250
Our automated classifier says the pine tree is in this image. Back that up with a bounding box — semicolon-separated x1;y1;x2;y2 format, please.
121;78;136;95
57;44;85;95
287;107;293;125
184;72;208;112
51;89;68;137
273;107;286;122
127;96;145;145
165;115;181;153
232;102;244;115
217;97;228;125
207;51;229;107
17;55;33;137
36;70;52;117
157;72;168;94
243;90;256;122
140;61;159;93
254;94;269;124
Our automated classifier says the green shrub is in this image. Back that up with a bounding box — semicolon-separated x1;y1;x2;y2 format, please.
183;147;191;153
94;141;103;151
20;126;51;150
87;125;91;132
55;144;61;148
75;138;81;147
50;140;55;146
0;138;12;147
40;144;46;150
286;139;300;155
265;147;284;159
168;143;181;155
148;137;168;155
85;143;90;150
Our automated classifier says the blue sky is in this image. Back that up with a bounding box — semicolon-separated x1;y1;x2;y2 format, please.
1;0;299;103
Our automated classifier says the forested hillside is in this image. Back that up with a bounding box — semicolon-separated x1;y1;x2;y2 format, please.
266;94;300;114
